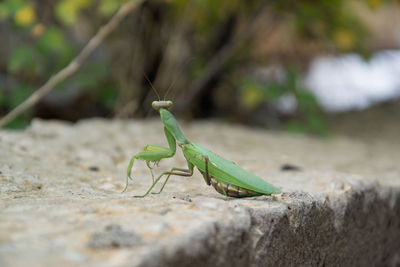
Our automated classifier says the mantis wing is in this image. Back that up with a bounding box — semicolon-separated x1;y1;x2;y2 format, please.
182;142;281;195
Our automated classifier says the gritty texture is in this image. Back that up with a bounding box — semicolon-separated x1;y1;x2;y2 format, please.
88;224;142;249
0;119;399;267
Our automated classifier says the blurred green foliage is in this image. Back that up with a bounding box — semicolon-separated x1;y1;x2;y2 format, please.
0;0;392;133
275;0;368;51
239;68;328;135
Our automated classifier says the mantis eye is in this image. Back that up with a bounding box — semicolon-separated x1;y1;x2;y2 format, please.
152;100;173;110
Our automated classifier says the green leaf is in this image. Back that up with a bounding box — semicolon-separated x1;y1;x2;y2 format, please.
10;84;34;107
8;45;35;73
99;0;121;16
37;27;66;53
264;83;284;100
0;0;26;15
305;112;329;135
4;117;29;129
0;86;5;105
56;0;92;25
99;85;117;108
284;120;306;134
56;0;78;25
0;3;11;19
36;26;74;69
73;62;109;89
297;91;318;111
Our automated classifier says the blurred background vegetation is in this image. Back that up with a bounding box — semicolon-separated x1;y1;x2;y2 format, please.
1;0;399;135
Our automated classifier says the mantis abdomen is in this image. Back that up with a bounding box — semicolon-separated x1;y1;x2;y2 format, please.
199;169;262;197
210;178;262;197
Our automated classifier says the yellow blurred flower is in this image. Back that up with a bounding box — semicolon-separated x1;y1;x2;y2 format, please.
368;0;382;9
241;84;264;109
15;6;36;27
333;28;356;50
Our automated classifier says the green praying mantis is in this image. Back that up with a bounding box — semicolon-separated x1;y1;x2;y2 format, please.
123;100;281;198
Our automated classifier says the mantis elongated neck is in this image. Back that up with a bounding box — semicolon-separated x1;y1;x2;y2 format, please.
159;108;189;145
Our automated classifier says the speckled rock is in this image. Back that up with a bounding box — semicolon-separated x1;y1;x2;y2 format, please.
0;119;399;267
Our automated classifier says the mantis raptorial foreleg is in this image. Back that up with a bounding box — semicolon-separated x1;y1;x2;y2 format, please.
123;148;172;193
145;161;155;182
144;145;170;182
122;127;177;193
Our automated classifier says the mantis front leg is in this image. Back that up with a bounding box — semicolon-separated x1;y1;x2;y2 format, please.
123;127;177;192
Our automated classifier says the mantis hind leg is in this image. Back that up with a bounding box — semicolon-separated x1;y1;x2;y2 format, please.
135;167;193;198
151;168;193;195
136;160;195;197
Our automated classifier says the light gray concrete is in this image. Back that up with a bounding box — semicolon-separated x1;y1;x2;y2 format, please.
1;119;399;266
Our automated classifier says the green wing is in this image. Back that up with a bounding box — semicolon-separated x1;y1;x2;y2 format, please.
182;142;281;195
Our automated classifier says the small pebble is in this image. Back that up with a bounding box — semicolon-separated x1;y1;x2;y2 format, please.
159;208;171;215
280;164;301;171
89;166;100;172
99;183;115;190
180;195;192;202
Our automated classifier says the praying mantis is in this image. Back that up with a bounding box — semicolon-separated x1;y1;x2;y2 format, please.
123;100;281;198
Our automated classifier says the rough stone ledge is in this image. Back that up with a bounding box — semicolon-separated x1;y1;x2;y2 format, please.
133;185;400;267
0;119;399;266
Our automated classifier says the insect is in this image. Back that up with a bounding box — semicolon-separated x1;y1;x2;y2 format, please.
123;100;281;198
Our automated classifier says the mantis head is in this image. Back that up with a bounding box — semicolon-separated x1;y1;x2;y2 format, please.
152;100;173;110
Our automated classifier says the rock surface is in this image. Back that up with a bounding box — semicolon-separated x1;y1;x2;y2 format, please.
0;119;399;266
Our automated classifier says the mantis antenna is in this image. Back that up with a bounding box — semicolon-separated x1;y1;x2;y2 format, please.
163;78;177;100
144;74;160;101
